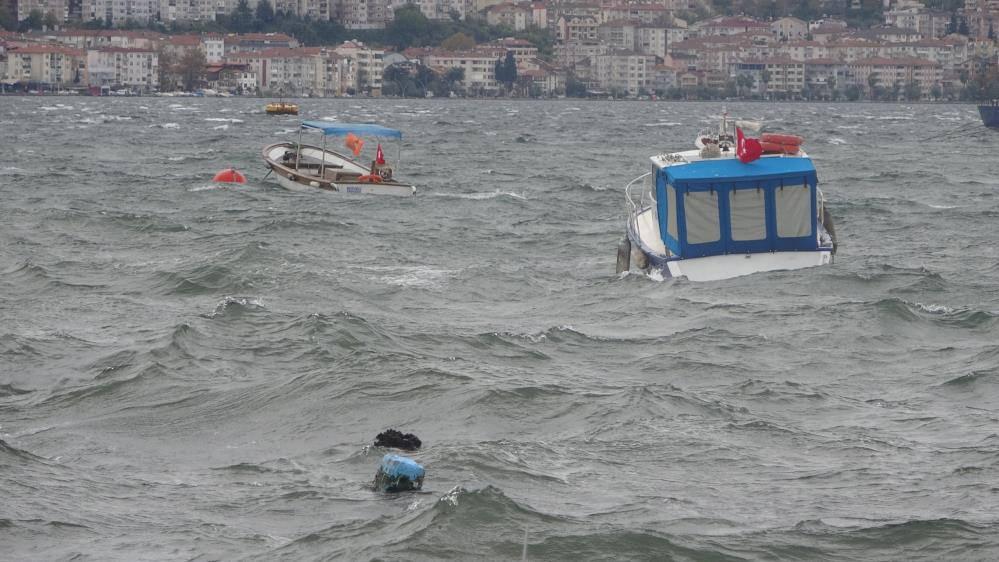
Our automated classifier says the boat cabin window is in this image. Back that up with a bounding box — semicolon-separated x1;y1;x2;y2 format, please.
666;184;678;241
775;184;812;238
684;190;720;244
729;187;767;241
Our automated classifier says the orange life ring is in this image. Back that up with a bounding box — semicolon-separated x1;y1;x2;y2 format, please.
760;141;800;155
761;133;804;146
357;174;383;183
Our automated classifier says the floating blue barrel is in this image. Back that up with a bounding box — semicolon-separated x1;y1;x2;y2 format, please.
374;454;425;492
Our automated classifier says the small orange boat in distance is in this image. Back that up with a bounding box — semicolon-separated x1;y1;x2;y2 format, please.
265;101;299;115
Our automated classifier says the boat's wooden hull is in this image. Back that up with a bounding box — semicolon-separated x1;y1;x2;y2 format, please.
262;143;416;197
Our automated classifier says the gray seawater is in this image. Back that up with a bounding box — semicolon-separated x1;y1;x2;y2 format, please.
2;97;999;561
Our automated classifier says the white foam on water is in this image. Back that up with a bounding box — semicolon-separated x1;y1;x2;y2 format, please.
644;122;681;127
362;265;458;288
927;204;958;209
429;190;527;201
205;118;244;123
213;124;229;130
914;302;954;314
827;137;847;145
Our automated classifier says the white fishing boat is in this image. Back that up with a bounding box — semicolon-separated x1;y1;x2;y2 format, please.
262;121;416;197
618;114;837;282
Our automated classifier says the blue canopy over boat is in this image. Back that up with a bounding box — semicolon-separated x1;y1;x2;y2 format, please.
301;121;402;139
655;156;820;259
663;156;816;184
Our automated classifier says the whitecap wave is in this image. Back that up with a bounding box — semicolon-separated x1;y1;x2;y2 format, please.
827;137;847;145
361;265;458;288
205;118;244;123
429;190;527;201
914;302;954;314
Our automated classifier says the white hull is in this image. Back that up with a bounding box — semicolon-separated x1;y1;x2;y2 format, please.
629;206;833;282
662;249;832;281
271;171;415;196
262;143;415;197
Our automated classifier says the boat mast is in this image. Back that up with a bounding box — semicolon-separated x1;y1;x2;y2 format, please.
296;126;303;171
320;134;327;178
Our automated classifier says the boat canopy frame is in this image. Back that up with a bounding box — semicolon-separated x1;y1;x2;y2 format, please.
294;121;404;178
655;157;820;258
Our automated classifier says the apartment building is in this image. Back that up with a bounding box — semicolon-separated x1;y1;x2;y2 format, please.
226;46;324;94
771;16;807;40
81;0;157;24
599;3;670;25
757;57;804;95
334;40;383;93
847;56;942;97
590;49;655;95
485;2;530;30
3;44;85;86
86;46;158;89
17;0;67;20
424;47;504;93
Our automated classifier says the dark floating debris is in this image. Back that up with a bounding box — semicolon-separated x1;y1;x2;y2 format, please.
373;454;425;492
374;429;422;451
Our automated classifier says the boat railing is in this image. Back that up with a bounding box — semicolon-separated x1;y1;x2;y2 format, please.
625;171;652;212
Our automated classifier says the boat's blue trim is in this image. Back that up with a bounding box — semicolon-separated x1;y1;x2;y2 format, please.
301;121;403;138
979;104;999;128
626;210;674;277
663;156;816;182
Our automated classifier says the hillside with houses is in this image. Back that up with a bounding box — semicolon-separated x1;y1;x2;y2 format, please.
1;0;997;99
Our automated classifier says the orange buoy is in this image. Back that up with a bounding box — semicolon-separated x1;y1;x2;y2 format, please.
761;133;804;146
212;168;246;183
357;174;383;183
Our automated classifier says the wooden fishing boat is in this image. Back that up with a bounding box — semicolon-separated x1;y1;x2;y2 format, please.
262;121;416;197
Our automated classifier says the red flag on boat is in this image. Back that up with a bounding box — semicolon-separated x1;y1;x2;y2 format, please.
736;127;762;164
376;143;385;165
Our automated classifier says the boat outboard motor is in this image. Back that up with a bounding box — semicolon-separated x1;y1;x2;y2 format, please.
822;207;838;255
616;236;631;274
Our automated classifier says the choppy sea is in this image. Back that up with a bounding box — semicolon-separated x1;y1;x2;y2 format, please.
2;97;998;561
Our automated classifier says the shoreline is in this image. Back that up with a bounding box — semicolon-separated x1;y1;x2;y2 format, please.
0;92;987;104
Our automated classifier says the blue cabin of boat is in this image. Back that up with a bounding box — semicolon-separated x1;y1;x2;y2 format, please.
655;157;820;259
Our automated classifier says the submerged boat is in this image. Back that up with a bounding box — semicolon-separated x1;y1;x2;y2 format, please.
619;114;836;282
262;121;416;196
979;99;999;128
266;101;299;115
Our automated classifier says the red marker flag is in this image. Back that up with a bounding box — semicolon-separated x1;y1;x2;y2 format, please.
736;127;762;164
376;143;386;165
